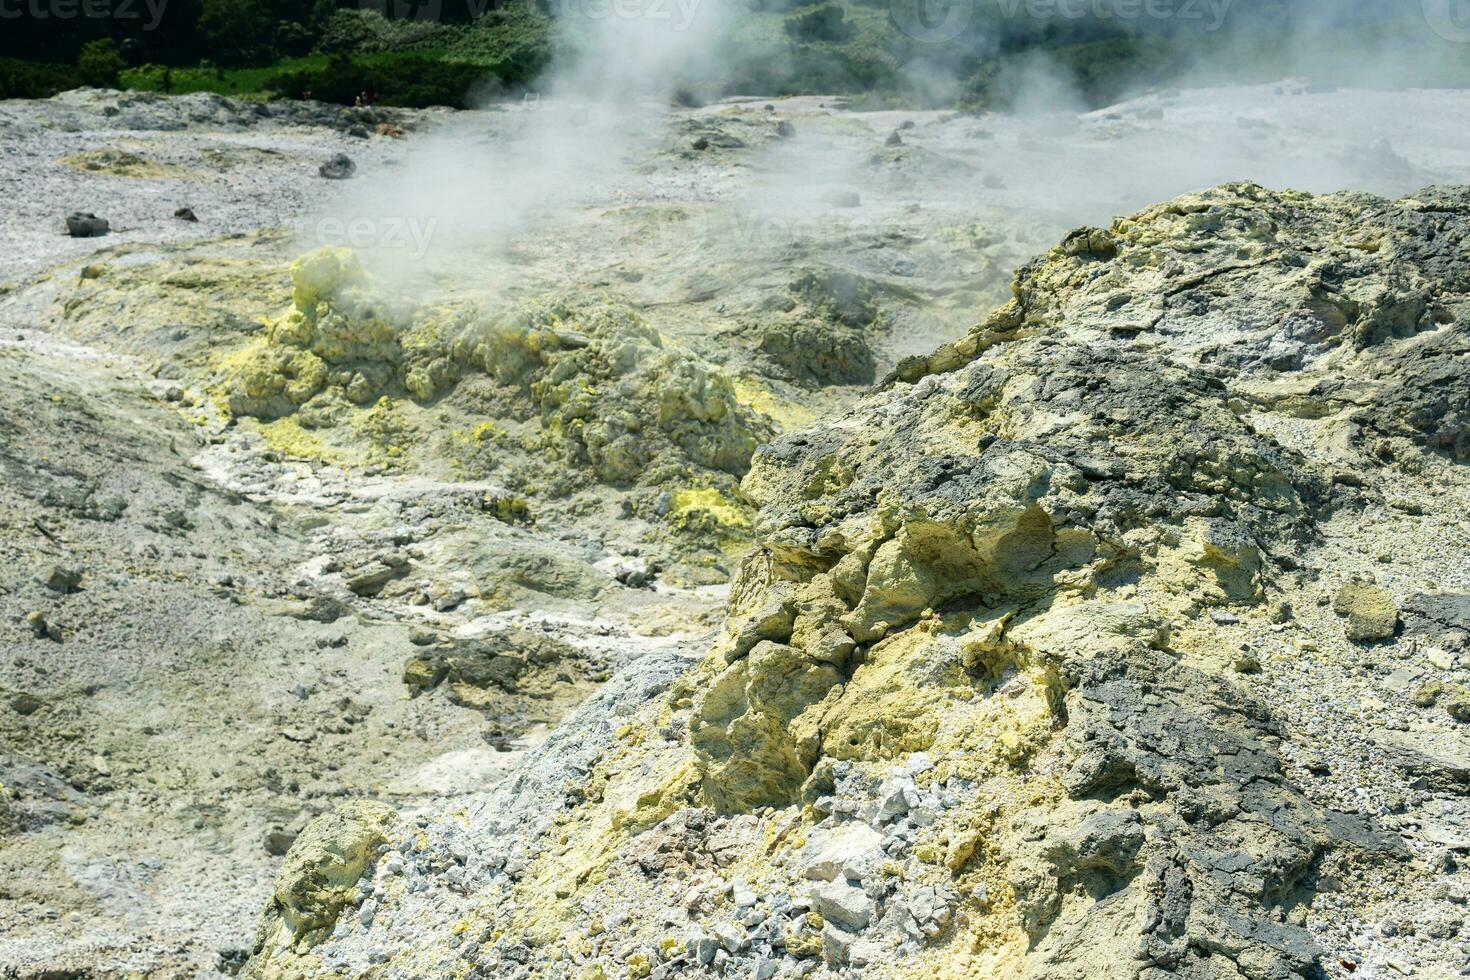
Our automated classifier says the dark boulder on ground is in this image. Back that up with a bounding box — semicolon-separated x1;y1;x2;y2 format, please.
64;211;108;237
318;153;356;180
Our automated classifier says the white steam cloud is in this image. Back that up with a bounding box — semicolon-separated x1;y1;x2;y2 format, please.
302;0;733;293
300;0;1470;324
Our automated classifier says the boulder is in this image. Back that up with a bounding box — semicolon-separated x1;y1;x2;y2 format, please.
811;881;873;931
1334;581;1399;641
318;153;356;179
65;212;109;237
799;823;884;882
35;563;81;594
250;799;396;958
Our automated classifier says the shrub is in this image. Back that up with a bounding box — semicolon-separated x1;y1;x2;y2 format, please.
441;4;553;85
77;38;126;88
317;9;449;56
268;54;486;109
0;58;82;99
124;63;172;92
197;0;332;66
784;4;855;44
965;34;1186;110
198;0;275;66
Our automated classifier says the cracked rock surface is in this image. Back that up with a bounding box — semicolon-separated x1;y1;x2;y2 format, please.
6;84;1470;980
245;184;1470;980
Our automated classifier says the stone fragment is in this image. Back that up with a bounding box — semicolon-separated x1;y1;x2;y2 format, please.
25;611;60;641
799;823;884;882
712;921;746;953
9;692;43;715
727;583;797;661
782;917;823;958
319;153;356;179
256;800;397;951
346;557;409;597
905;885;954;937
1191;519;1264;600
1044;807;1144;877
65;212;109;237
264;828;298;856
1232;651;1261;673
821;921;853;967
873;776;916;825
36;564;81;593
1333;581;1399;641
811;881;873;931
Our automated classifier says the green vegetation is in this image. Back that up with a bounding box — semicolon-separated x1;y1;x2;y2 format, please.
0;58;81;100
441;5;554;81
718;2;906;102
317;8;452;56
119;51;443;101
269;53;488;109
0;0;550;104
77;39;127;89
119;60;299;98
784;4;856;44
108;7;552;107
966;34;1189;111
1;0;1467;108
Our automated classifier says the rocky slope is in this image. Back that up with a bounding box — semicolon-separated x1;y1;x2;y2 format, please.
244;183;1470;980
0;88;1034;976
0;298;719;977
5;84;1470;979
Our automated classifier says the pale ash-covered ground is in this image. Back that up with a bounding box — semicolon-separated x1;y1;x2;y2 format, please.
239;184;1470;980
0;84;1468;979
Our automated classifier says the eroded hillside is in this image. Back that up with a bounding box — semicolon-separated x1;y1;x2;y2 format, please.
3;85;1470;980
244;184;1470;980
0;88;1040;976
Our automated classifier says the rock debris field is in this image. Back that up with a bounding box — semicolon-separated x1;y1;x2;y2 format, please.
0;84;1469;980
